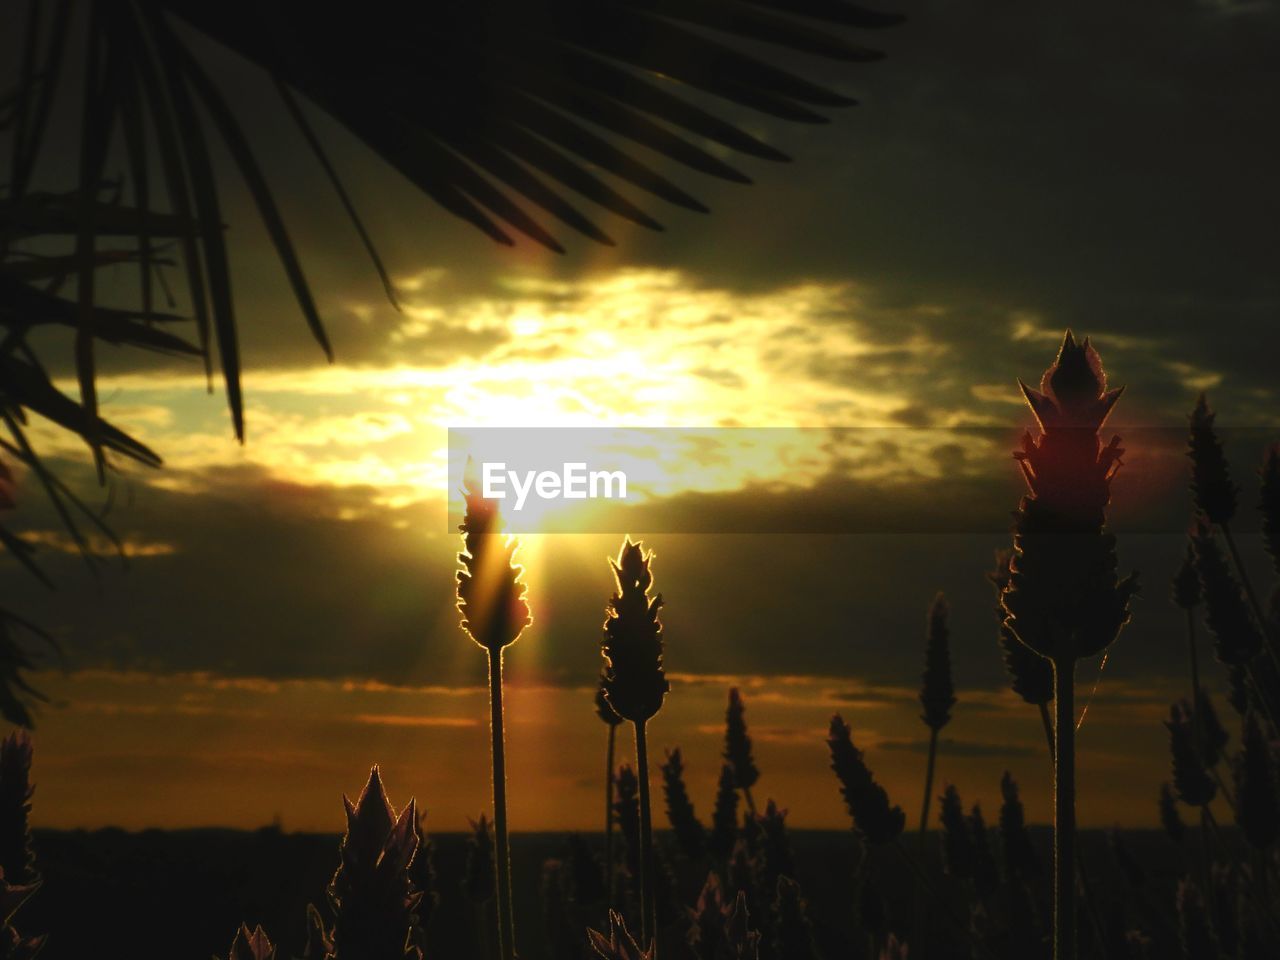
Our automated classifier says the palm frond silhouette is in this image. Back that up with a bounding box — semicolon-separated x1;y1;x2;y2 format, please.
0;0;902;722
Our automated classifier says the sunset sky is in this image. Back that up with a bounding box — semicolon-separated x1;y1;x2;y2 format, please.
3;0;1278;835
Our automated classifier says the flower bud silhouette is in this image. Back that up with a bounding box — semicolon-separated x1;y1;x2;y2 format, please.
456;472;530;654
587;909;654;960
999;772;1039;880
662;747;706;860
938;784;973;880
917;592;955;835
826;714;904;846
920;594;956;731
1000;331;1136;960
228;924;276;960
1002;331;1136;664
601;539;668;724
969;804;999;898
710;764;741;862
329;766;423;960
301;904;333;960
724;688;760;814
1188;394;1238;526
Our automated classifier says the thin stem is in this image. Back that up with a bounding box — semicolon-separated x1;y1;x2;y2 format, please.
1039;700;1056;762
635;719;657;956
918;726;940;835
1053;658;1077;960
605;722;617;908
488;649;515;960
743;784;757;818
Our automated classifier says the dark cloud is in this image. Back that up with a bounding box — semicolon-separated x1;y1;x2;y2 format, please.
3;449;1245;699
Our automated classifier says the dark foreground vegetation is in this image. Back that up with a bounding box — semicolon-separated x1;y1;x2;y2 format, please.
21;825;1205;960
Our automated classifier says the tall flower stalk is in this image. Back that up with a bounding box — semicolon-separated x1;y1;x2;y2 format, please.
1000;332;1137;960
456;473;531;960
600;538;669;953
596;678;624;903
918;593;955;836
724;688;760;816
1189;395;1272;661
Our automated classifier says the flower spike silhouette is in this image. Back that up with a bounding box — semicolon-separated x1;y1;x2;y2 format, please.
601;538;668;724
456;467;529;960
1001;331;1137;960
724;687;761;815
917;592;955;836
587;909;654;960
600;536;668;949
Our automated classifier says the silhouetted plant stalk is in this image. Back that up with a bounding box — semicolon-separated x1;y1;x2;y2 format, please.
709;763;740;862
456;474;531;960
1189;394;1266;609
1189;395;1279;681
328;767;423;960
918;592;955;836
1189;519;1279;733
1001;332;1137;960
826;714;995;959
661;747;706;860
600;538;669;953
724;688;760;816
596;678;624;903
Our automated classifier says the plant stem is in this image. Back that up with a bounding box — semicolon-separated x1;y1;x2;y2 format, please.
1040;699;1056;761
635;719;657;955
605;722;617;907
742;784;757;818
1040;686;1103;956
1052;657;1077;960
918;726;940;835
488;649;515;960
